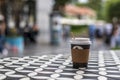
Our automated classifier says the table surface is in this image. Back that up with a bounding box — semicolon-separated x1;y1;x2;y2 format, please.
0;50;120;80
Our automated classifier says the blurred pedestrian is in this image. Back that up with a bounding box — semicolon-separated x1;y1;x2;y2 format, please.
88;24;96;42
110;23;119;48
95;23;104;39
52;21;62;45
0;14;8;55
104;23;112;46
23;16;38;44
31;24;39;41
63;24;70;41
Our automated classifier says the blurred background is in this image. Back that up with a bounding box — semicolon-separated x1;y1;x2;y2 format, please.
0;0;120;57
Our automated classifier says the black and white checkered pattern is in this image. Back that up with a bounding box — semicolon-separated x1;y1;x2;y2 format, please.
0;50;120;80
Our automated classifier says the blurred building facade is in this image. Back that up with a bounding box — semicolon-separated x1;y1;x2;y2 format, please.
0;0;36;28
0;0;54;44
64;5;96;19
36;0;54;44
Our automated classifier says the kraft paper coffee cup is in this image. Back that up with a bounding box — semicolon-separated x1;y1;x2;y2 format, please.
70;38;91;68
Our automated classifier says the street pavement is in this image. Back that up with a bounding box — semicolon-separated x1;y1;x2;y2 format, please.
3;41;71;58
91;39;110;51
0;38;110;58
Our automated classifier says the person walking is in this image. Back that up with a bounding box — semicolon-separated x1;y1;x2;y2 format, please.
104;23;112;46
0;14;8;55
110;23;119;48
88;24;96;42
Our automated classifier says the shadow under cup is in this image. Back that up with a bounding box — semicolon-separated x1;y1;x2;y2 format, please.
70;38;91;69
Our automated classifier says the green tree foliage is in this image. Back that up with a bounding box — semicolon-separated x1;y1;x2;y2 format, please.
87;0;102;11
76;0;103;19
53;0;71;11
105;0;120;22
88;0;103;19
76;3;88;7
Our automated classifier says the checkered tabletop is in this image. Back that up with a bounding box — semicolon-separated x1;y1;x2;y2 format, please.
0;50;120;80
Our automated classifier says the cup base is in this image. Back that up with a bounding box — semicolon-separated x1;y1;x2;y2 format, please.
73;62;87;69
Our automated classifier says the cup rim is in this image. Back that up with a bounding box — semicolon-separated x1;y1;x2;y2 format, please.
72;38;90;41
70;41;91;45
70;38;91;45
